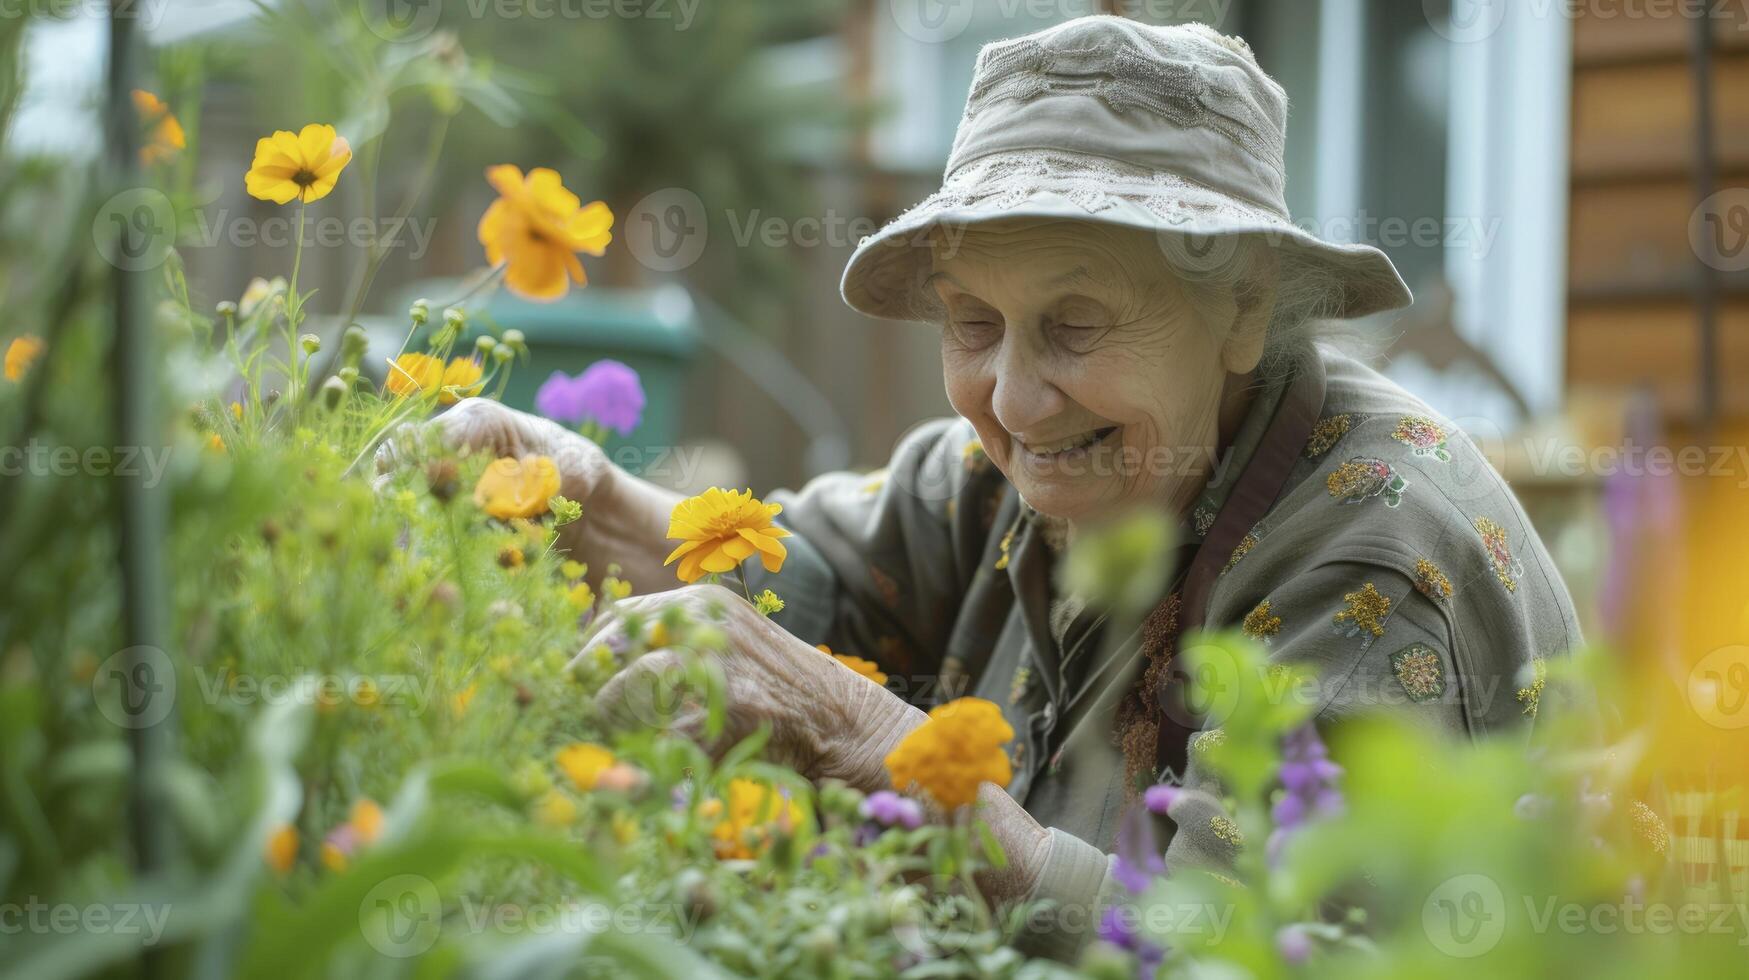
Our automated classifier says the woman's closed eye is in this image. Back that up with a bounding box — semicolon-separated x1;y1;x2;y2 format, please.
945;313;1003;348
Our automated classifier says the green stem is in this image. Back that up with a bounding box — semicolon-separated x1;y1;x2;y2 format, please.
736;565;754;604
286;201;307;416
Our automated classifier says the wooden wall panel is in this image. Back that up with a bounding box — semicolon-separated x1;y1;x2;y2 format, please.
1567;301;1749;417
1570;54;1749;179
1569;175;1749;294
1573;5;1749;64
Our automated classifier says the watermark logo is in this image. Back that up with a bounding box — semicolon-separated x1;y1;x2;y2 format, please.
1423;873;1507;957
93;646;177;731
1426;0;1510;43
1156;213;1242;280
361;0;443;43
625;187;709;273
94;188;176;273
360;874;443;957
1689;645;1749;730
1691;188;1749;273
890;0;977;44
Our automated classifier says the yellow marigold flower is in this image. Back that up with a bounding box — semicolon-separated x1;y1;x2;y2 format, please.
477;165;613;301
556;742;615;791
264;824;298;875
132;89;185;166
439;357;484;404
473;455;561;520
818;644;887;686
206;432;225;453
451;682;477;718
612;812;639;845
648;621;671;648
533;789;577;827
350;799;384;844
567;580;596;610
244;123;352;205
709;778;805;860
230;401;244;421
5;335;44;381
663;488;791;584
385;352;443;399
321;841;349;872
885;697;1014;810
602;576;632;601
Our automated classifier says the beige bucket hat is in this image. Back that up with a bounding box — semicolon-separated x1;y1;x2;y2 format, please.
840;17;1412;322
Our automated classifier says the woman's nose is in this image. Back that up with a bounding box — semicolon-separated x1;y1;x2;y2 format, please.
989;337;1066;435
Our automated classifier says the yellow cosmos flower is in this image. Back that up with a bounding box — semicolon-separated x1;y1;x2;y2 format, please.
440;357;484;404
556;742;615;792
473;455;561;520
245;123;353;205
385;352;443;399
818;645;887;686
567;580;596;610
5;336;43;381
350;799;384;844
663;488;791;584
477;165;613;301
534;789;578;827
132;90;185;166
885;697;1014;810
264;824;298;875
451;682;477;718
709;778;805;860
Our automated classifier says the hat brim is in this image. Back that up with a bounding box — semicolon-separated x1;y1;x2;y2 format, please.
841;187;1413;323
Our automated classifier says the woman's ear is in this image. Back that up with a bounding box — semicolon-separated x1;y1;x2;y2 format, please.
1220;247;1279;375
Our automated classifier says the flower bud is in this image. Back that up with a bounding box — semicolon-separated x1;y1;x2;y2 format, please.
501;329;526;352
319;375;347;411
337;366;359;385
491;344;514;365
300;333;322;355
443;307;465;327
409;299;430;325
475;335;497;355
341;324;369;363
215;300;238;318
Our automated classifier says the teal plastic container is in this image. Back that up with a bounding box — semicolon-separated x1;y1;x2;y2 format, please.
399;282;699;473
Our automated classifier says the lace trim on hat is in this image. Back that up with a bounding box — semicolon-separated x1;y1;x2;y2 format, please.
962;39;1284;174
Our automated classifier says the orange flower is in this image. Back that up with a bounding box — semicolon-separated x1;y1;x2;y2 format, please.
451;682;477;718
708;778;806;860
385;352;443;398
5;336;43;381
556;743;615;791
477;165;613;301
132;90;185;166
245;123;352;205
473;455;561;520
663;488;790;584
440;357;484;404
818;644;887;686
264;824;298;875
350;799;385;844
885;697;1014;810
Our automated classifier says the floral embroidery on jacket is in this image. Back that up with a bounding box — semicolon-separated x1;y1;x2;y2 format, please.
1326;456;1408;507
1391;414;1453;461
1390;644;1446;702
993;523;1016;570
1241;600;1281;641
1304;414;1352;458
1413;558;1453;601
1475;516;1522;592
1210;814;1244;846
1223;533;1257;573
1516;657;1546;716
1332;583;1392;645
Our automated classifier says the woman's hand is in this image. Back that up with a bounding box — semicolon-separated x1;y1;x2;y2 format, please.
582;583;927;793
375;398;682;587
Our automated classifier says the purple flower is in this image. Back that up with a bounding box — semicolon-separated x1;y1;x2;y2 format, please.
575;360;645;435
1275;925;1312;964
1113;850;1165;894
859;790;924;830
535;371;588;424
1098;907;1165;976
1270;723;1344;866
1143;784;1180;815
533;360;646;435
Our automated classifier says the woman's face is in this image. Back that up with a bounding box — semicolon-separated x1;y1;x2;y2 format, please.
930;219;1264;524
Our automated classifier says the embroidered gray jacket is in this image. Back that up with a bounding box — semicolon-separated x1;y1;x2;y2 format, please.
750;348;1581;958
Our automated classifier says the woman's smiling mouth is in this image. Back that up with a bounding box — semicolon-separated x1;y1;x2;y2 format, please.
1017;426;1120;467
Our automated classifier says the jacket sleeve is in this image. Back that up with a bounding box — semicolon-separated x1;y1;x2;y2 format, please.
745;417;1011;681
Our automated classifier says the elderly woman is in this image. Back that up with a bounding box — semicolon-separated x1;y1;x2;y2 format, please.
424;17;1577;956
